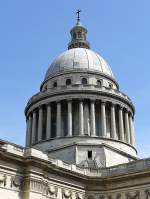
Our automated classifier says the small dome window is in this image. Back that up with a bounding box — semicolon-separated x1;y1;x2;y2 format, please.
53;81;57;88
82;78;88;85
66;79;71;86
108;83;113;89
97;80;102;87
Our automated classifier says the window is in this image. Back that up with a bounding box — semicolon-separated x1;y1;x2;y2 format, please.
108;83;113;89
82;78;87;85
73;32;76;39
53;81;57;88
77;31;82;38
66;79;71;86
97;80;102;87
88;151;92;159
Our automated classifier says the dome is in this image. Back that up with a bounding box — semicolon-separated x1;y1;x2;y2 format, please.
45;48;114;80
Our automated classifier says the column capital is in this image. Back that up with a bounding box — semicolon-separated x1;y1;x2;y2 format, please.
32;109;37;113
90;99;95;103
125;108;130;114
46;102;51;106
101;100;106;104
56;100;61;104
38;105;43;109
67;99;72;102
28;113;32;119
79;98;84;102
111;102;116;107
119;105;124;110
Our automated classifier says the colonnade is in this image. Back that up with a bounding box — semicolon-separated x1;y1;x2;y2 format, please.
26;100;135;147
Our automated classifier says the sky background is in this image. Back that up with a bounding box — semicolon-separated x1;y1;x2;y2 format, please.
0;0;149;158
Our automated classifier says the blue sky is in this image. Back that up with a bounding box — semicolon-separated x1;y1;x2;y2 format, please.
0;0;149;158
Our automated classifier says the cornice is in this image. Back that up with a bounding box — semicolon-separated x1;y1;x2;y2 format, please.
25;89;135;115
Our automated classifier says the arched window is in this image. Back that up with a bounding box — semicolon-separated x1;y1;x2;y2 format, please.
66;79;71;86
97;80;102;87
53;81;57;88
82;78;88;85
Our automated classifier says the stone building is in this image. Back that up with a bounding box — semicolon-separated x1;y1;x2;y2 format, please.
0;15;150;199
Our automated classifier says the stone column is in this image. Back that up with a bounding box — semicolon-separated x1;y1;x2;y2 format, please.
68;100;72;136
46;103;51;139
26;114;32;147
38;106;43;142
56;101;61;137
129;114;136;146
101;101;106;137
79;100;84;135
119;106;125;141
111;103;117;139
90;100;96;136
125;110;130;144
32;110;37;144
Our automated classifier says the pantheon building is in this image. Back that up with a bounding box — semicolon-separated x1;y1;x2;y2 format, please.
0;15;150;199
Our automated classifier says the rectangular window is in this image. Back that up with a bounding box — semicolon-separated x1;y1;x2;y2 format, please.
88;151;92;159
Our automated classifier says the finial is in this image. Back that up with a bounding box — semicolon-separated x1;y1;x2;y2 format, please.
68;10;90;49
76;9;81;23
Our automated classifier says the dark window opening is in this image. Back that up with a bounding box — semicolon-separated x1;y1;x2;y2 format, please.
53;81;57;88
66;79;71;86
97;80;101;87
88;151;92;159
82;78;87;85
108;83;113;88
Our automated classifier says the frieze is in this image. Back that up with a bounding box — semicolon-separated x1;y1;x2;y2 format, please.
145;189;150;199
99;196;105;199
76;193;84;199
30;179;43;192
62;189;72;198
11;176;22;189
116;194;121;199
126;191;140;199
0;174;7;187
47;184;58;198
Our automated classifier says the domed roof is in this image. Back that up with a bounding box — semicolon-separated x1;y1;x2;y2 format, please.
45;48;114;80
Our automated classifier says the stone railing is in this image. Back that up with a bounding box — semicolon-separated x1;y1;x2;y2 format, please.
1;143;24;156
48;156;150;177
1;145;150;177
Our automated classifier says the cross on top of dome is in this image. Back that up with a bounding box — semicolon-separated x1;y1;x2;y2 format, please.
76;9;81;24
68;10;90;49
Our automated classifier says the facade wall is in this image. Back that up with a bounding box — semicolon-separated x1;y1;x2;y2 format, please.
0;145;149;199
